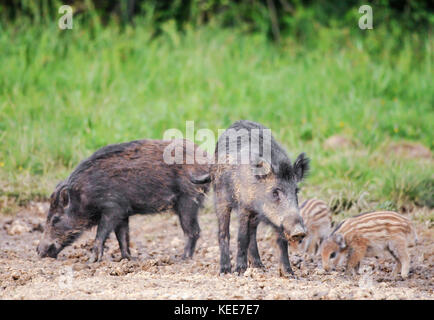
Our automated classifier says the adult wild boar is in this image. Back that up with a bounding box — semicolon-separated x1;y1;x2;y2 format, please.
37;139;210;262
191;120;309;276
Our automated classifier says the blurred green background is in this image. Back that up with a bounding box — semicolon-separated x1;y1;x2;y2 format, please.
0;1;432;218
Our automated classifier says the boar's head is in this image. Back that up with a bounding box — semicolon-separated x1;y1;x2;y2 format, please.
249;152;309;242
37;182;84;259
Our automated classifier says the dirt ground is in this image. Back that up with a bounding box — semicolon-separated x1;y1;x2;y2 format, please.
0;200;433;300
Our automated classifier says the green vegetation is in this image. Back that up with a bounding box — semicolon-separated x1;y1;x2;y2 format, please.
0;3;432;216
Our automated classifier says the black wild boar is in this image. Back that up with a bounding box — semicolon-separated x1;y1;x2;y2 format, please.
191;120;309;276
37;139;210;262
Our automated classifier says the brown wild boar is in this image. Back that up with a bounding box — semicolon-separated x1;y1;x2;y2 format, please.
37;139;210;262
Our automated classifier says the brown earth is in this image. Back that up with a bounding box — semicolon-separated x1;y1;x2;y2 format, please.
0;201;433;300
323;135;355;150
386;142;432;160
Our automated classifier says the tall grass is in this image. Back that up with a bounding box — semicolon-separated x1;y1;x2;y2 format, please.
0;16;432;214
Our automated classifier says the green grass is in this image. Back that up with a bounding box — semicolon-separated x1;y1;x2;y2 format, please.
0;17;433;215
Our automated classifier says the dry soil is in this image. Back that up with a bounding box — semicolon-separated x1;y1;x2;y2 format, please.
0;201;433;300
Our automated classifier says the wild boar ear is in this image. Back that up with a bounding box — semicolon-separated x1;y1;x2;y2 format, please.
49;191;56;203
293;153;310;182
253;157;272;178
190;173;211;184
334;233;346;249
59;188;70;208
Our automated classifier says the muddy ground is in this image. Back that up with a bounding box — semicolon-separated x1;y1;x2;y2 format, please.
0;201;433;300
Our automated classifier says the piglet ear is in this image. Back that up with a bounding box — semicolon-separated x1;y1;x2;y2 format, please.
293;152;310;182
334;233;346;249
49;191;56;203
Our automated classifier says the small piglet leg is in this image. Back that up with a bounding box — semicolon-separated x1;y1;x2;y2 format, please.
346;243;367;276
306;234;318;256
388;239;410;278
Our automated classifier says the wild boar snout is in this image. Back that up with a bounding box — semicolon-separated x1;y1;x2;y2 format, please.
282;215;307;241
37;238;59;259
36;243;57;259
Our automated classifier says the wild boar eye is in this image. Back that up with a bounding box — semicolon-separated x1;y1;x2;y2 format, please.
272;189;280;201
52;216;60;225
295;187;300;194
330;252;336;259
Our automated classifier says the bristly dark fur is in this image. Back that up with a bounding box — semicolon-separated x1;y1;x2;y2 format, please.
277;153;310;182
294;153;310;181
211;120;309;276
277;161;293;181
38;139;210;262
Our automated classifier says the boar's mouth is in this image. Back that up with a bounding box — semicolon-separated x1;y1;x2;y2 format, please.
37;243;60;259
37;232;81;259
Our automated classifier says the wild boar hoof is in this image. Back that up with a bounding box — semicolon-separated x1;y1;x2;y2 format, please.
219;264;232;275
250;261;265;269
279;266;295;278
121;254;135;261
181;253;192;260
236;265;248;275
89;251;102;263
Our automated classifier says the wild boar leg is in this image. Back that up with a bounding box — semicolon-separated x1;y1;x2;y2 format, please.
114;218;131;260
248;215;264;268
90;206;124;262
277;235;294;276
175;195;201;259
215;194;232;274
236;213;250;274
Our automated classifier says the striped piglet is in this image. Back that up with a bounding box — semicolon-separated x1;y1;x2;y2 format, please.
289;198;332;255
320;211;417;278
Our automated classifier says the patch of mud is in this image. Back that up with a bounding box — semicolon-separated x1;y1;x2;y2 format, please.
0;203;433;299
323;135;355;150
387;141;432;160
